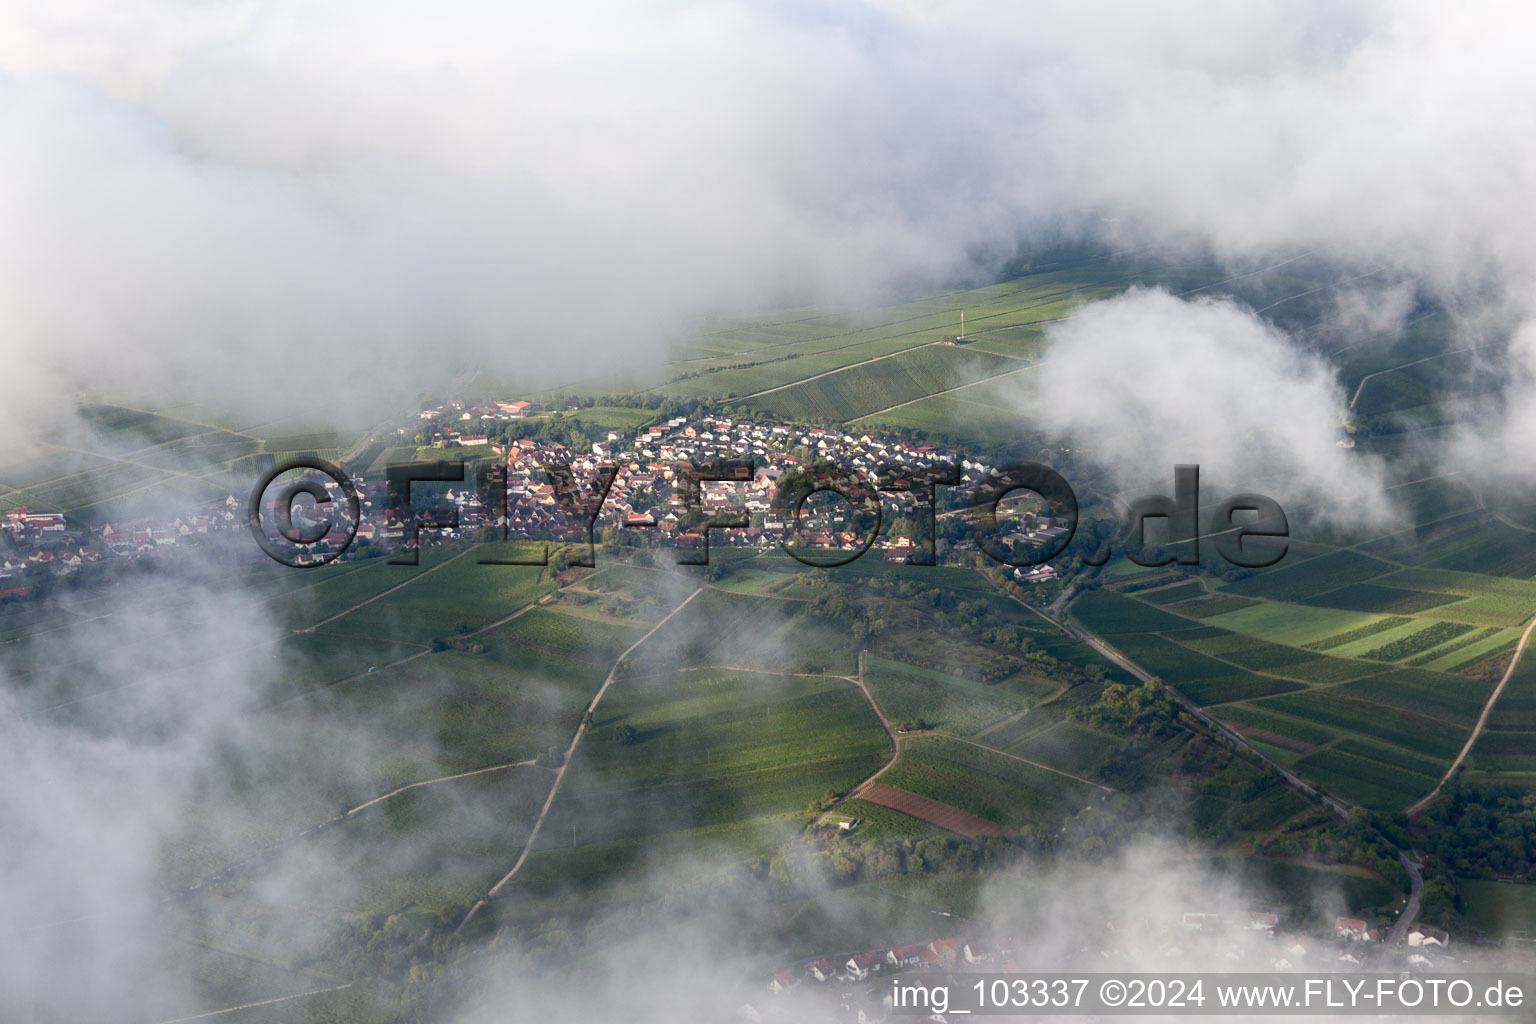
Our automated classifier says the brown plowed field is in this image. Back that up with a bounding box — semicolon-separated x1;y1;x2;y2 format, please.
858;783;1014;839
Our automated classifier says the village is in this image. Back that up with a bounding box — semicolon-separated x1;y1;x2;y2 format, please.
0;399;1080;596
372;399;1077;569
743;914;1456;1022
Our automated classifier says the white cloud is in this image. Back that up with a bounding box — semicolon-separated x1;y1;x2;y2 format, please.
1026;288;1395;527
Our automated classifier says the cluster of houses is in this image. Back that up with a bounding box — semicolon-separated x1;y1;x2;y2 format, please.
399;405;1066;563
5;405;1069;583
409;398;532;449
0;498;247;598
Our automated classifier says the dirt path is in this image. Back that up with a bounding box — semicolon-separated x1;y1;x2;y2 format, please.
1348;349;1472;409
270;564;598;709
1407;611;1536;818
299;544;482;633
452;586;705;935
345;760;536;816
1474;483;1536;536
841;650;907;797
980;570;1358;822
152;984;353;1023
943;733;1117;793
734;341;944;400
849;360;1048;422
167;762;546;903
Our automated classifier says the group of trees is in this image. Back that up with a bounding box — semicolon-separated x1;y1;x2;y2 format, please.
796;573;1110;688
1072;679;1181;738
1261;813;1412;895
1419;782;1536;881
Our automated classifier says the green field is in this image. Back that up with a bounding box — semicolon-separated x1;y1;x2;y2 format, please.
1330;668;1494;726
861;655;1037;736
1460;880;1536;938
879;735;1102;833
1292;747;1437;811
30;256;1536;1014
1070;589;1193;634
1299;582;1464;615
532;669;892;857
1250;690;1463;760
1109;632;1303;704
746;345;1025;423
1000;720;1126;775
1179;631;1377;684
1201;601;1387;648
1221;551;1394;603
318;554;552;644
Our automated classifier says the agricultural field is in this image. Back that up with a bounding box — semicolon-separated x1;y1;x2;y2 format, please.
1330;668;1493;726
876;735;1104;835
1468;640;1536;775
848;383;1044;444
643;265;1146;410
1139;580;1207;605
0;402;371;524
1198;601;1387;648
1064;558;1518;815
1108;632;1302;704
289;644;597;773
1176;630;1378;684
31;261;1536;1015
856;783;1014;838
860;655;1036;736
1363;512;1536;579
1212;704;1341;750
1298;582;1463;615
1292;746;1439;812
1356;621;1477;662
999;720;1126;776
1070;589;1194;634
1375;567;1536;628
1412;626;1515;671
218;765;554;922
1460;880;1536;938
1248;690;1461;760
746;345;1025;424
1179;595;1262;619
532;669;893;858
317;554;552;644
1220;550;1393;603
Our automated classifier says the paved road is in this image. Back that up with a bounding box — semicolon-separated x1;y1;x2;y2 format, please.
1386;853;1426;947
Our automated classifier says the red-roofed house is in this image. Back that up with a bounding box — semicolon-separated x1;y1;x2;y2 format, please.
1334;917;1369;941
